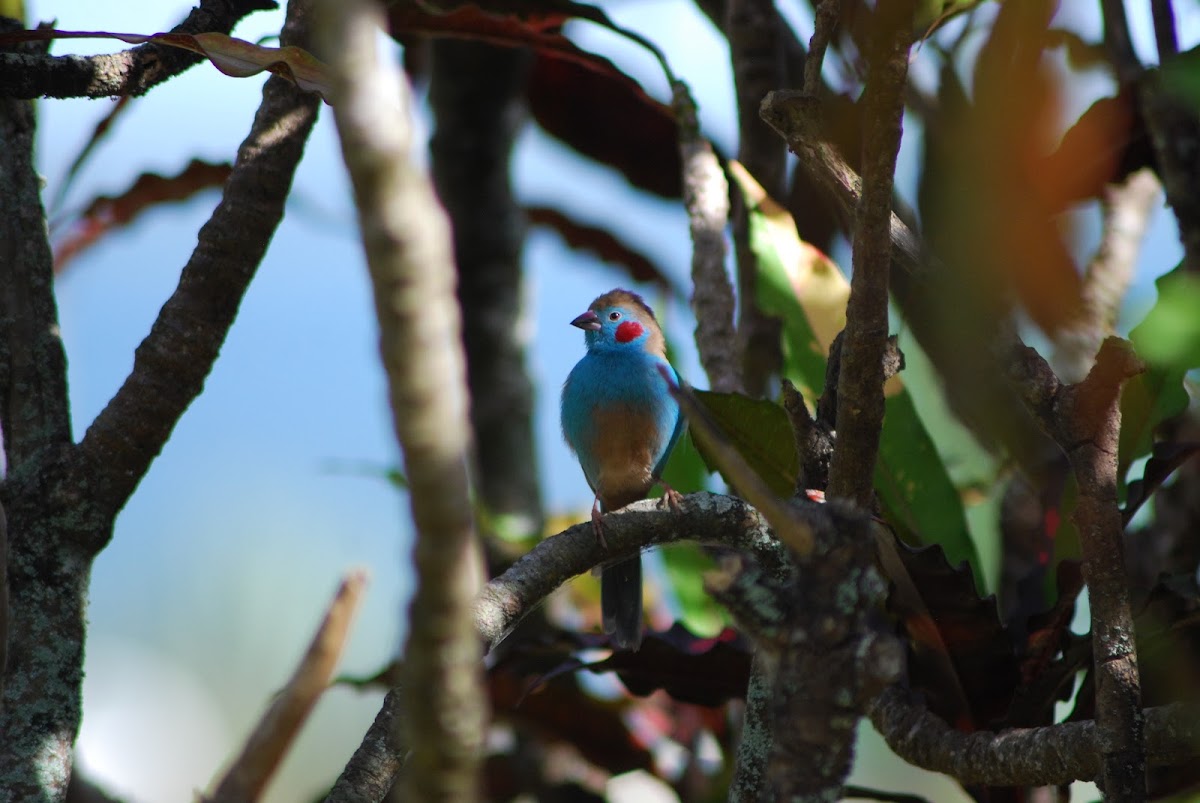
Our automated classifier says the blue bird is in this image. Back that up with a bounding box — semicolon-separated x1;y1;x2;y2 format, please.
561;289;684;650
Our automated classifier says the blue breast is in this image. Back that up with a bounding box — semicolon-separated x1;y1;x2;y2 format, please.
561;349;683;496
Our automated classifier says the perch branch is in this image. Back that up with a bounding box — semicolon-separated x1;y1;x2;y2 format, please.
318;0;487;799
208;571;368;802
339;488;1200;800
477;493;788;648
0;0;277;100
75;0;319;541
1008;337;1147;798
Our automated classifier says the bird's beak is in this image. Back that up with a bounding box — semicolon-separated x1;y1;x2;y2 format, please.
570;310;602;331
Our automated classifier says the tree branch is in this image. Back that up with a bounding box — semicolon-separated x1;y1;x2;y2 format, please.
804;0;843;97
324;688;405;803
826;0;913;506
477;493;788;648
1103;0;1200;277
0;21;71;471
1008;337;1147;799
871;685;1199;787
674;82;739;393
338;484;1200;800
318;0;487;800
208;571;367;802
725;0;786;397
429;40;541;540
1151;0;1178;61
73;2;319;538
1054;168;1160;382
0;0;277;100
759;90;927;281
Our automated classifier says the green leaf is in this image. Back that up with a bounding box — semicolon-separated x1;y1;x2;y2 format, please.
659;428;709;496
1161;46;1200;110
691;391;799;498
729;160;981;581
660;543;727;635
876;389;982;585
1122;266;1197;489
730;160;847;404
1130;269;1200;368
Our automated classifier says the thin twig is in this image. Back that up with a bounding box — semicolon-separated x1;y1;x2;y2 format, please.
208;571;369;802
1054;168;1160;381
674;81;740;393
318;0;487;799
805;0;843;96
825;0;914;506
1151;0;1179;61
0;0;277;100
1100;0;1141;83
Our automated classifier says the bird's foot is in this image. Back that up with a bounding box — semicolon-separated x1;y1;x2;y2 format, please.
590;496;609;549
658;480;683;513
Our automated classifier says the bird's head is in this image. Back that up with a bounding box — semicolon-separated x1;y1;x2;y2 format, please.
570;289;666;356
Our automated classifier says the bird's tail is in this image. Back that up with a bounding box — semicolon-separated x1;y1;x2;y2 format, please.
601;555;643;650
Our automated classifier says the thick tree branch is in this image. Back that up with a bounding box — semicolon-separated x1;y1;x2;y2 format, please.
74;4;319;538
1008;337;1147;799
0;0;277;100
871;685;1199;787
0;21;71;471
826;1;913;506
319;1;487;800
0;2;314;798
429;40;541;540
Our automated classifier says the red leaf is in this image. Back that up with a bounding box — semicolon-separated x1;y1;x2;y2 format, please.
53;159;232;271
526;205;677;291
589;624;751;706
528;52;681;198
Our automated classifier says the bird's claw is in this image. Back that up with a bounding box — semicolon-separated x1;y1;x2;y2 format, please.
591;497;609;549
659;481;683;513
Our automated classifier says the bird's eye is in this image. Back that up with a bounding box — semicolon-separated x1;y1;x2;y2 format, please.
608;311;621;321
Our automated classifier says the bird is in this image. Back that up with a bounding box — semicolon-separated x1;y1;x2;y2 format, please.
561;289;684;650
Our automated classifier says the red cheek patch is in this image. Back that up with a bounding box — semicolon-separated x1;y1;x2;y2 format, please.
615;321;644;343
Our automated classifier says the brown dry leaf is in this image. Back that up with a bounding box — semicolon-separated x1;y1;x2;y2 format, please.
0;29;332;101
